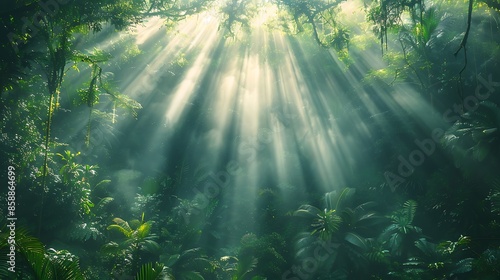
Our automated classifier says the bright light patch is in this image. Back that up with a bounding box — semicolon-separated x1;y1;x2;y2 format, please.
134;17;165;45
69;3;441;248
164;20;219;125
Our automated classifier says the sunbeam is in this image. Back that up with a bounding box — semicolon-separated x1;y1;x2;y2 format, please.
62;4;438;248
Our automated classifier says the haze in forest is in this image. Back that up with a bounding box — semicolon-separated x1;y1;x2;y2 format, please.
1;0;500;279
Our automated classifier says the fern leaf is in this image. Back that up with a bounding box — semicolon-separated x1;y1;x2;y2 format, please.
107;218;133;237
403;200;417;223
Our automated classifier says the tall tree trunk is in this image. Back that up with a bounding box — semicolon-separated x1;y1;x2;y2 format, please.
38;29;69;234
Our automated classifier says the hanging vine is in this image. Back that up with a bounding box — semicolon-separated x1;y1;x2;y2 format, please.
454;0;475;110
367;0;425;55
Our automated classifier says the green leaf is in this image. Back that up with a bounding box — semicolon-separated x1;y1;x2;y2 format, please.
414;238;438;258
95;197;114;210
326;188;356;211
141;239;160;254
135;262;166;280
107;224;132;237
344;232;368;251
25;251;55;279
108;217;133;236
94;179;111;189
101;241;120;255
403;200;417;224
137;222;152;238
388;233;403;255
166;254;180;267
293;205;322;218
452;258;474;274
51;252;85;280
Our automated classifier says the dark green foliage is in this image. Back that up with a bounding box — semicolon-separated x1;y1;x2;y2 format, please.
444;101;500;165
103;214;160;276
2;1;500;279
217;232;287;279
69;222;105;242
0;227;85;280
379;200;422;258
366;0;425;54
219;0;255;37
473;249;500;279
386;236;474;279
161;248;212;280
135;262;170;280
293;188;386;278
0;227;44;279
488;179;500;214
276;0;347;47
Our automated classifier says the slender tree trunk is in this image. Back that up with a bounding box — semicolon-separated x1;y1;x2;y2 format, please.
38;29;69;234
307;14;323;47
38;90;54;234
